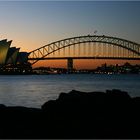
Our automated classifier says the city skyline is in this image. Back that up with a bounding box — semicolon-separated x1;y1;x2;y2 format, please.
0;1;140;68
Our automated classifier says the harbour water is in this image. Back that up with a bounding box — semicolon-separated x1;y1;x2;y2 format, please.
0;74;140;108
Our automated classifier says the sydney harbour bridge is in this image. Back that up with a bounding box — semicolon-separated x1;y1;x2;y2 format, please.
0;35;140;74
28;35;140;71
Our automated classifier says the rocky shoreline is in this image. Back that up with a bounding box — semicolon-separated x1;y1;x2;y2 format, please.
0;89;140;138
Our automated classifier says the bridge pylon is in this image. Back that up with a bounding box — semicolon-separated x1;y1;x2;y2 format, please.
67;58;73;73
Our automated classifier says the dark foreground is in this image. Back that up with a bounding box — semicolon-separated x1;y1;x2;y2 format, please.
0;89;140;138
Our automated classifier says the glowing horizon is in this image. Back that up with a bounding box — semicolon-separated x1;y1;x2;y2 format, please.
0;1;140;68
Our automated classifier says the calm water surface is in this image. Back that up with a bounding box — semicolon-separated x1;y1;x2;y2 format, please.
0;74;140;108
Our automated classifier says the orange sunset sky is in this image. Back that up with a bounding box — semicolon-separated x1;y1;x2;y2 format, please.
0;1;140;69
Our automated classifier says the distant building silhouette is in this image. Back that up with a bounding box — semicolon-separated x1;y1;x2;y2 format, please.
0;39;31;74
0;39;28;66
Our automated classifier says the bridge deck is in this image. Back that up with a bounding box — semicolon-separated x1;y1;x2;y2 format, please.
28;57;140;60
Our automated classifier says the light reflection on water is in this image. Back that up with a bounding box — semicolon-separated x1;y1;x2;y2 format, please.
0;74;140;108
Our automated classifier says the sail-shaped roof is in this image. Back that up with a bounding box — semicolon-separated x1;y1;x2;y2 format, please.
6;47;20;64
0;40;12;65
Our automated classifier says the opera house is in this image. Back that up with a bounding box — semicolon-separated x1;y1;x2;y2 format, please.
0;39;32;74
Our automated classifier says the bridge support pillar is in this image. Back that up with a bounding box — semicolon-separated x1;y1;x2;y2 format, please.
67;58;73;73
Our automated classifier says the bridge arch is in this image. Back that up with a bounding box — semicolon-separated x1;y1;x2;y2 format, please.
28;35;140;65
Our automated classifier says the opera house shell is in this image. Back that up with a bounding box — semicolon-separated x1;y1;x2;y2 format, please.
0;39;32;74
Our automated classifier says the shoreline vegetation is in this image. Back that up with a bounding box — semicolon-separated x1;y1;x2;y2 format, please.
0;89;140;138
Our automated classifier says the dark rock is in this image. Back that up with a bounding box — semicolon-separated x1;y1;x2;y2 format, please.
0;104;6;109
0;89;140;138
41;89;137;138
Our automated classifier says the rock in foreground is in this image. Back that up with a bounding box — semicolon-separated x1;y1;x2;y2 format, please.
0;89;140;138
